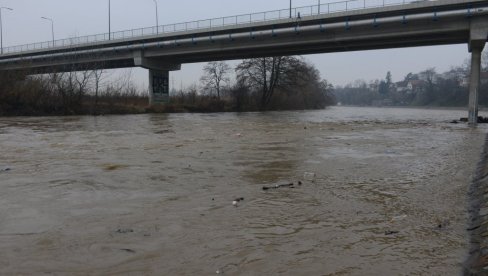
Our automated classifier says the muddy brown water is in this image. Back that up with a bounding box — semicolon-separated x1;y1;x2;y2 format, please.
0;106;487;275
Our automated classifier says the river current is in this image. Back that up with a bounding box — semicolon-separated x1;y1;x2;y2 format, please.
0;106;487;275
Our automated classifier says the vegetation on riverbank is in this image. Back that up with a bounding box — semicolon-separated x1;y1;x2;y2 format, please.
0;69;148;116
333;54;488;107
0;56;336;116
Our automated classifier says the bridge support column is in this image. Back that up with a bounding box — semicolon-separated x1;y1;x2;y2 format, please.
149;69;170;105
468;47;482;125
133;51;181;106
468;19;488;126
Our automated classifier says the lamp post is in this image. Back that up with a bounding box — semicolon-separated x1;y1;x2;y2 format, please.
153;0;159;34
108;0;111;40
41;17;55;47
290;0;292;18
0;7;13;55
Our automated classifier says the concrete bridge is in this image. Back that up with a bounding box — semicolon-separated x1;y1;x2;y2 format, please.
0;0;487;124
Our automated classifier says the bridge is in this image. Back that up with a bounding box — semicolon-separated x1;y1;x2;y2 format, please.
0;0;487;124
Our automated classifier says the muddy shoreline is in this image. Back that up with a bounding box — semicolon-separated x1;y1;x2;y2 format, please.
466;134;488;275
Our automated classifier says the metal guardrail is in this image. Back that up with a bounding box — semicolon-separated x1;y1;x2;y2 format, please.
1;0;418;55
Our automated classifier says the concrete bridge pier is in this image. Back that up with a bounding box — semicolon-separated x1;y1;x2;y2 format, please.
468;19;488;125
149;69;170;105
133;51;181;106
469;47;482;125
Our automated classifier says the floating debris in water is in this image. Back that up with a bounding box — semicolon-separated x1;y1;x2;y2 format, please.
436;220;450;230
304;172;316;181
468;225;481;231
385;230;399;236
2;167;11;172
120;248;136;253
263;183;296;191
459;117;488;124
103;164;127;171
116;228;134;234
232;197;244;207
391;215;407;222
478;117;488;123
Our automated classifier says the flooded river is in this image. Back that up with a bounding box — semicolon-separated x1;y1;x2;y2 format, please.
0;106;487;275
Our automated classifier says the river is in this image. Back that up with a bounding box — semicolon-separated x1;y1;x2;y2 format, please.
0;106;487;275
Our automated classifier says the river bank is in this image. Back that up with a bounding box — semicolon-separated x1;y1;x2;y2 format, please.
1;102;481;118
0;97;333;117
466;134;488;275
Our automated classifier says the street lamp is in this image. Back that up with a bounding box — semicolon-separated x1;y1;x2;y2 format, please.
41;17;55;47
0;7;13;55
153;0;159;34
290;0;292;18
108;0;111;40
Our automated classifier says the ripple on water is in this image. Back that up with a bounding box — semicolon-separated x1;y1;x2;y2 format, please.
0;108;486;275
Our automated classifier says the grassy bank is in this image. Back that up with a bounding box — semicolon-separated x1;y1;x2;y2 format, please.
0;74;335;117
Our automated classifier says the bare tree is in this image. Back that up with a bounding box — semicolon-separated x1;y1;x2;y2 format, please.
235;56;305;109
75;70;94;104
200;61;231;100
92;67;106;110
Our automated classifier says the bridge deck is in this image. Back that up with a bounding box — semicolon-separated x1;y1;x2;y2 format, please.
0;0;487;73
1;0;487;60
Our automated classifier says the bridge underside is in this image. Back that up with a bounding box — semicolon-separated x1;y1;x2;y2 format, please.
0;0;486;123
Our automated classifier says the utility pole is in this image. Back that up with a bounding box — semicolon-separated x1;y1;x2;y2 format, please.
153;0;159;34
109;0;111;40
290;0;292;18
0;7;13;55
41;17;55;47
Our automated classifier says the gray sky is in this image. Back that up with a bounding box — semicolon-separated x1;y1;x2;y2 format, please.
0;0;470;89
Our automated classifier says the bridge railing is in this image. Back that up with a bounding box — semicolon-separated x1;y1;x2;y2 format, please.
1;0;416;55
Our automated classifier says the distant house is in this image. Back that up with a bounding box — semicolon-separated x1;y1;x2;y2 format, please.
461;71;488;87
395;80;426;94
407;80;426;92
395;81;409;93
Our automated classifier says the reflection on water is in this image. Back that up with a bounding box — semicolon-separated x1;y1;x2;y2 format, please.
0;107;487;275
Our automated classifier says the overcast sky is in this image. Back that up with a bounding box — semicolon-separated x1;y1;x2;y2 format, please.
0;0;471;89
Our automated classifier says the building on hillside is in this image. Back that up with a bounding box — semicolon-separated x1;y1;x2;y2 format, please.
395;80;426;94
461;72;488;87
395;81;409;93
